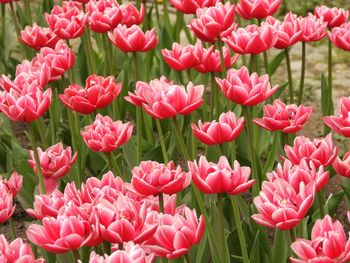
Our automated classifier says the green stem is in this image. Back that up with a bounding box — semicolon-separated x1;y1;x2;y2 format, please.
154;0;160;22
28;122;46;194
103;241;111;255
231;196;250;263
317;190;326;218
9;218;16;239
1;5;5;41
36;118;48;149
9;2;21;37
49;89;58;145
84;29;97;73
67;110;81;185
24;0;32;25
290;228;296;243
156;119;169;163
105;151;122;178
72;250;80;261
217;38;227;77
217;194;230;263
171;117;191;161
285;48;294;104
136;107;142;164
328;38;333;110
185;253;193;263
158;192;164;213
250;54;259;74
162;0;171;29
191;113;197;159
211;72;220;119
298;42;306;105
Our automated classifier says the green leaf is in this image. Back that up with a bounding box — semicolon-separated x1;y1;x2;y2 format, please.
250;230;261;263
272;229;287;263
263;133;280;174
312;190;344;220
268;51;286;76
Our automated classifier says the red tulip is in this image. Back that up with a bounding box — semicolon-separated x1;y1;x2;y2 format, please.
252;178;315;230
59;74;122;114
253;99;312;133
170;0;219;14
216;66;278;106
0;235;44;263
131;161;191;196
125;78;204;119
19;24;59;50
188;2;236;43
266;13;303;49
119;3;145;27
314;5;349;28
290;215;350;263
284;134;338;168
188;156;254;195
81;114;133;152
191;111;244;145
144;207;205;259
0;182;15;223
86;0;122;33
333;151;350;178
108;25;158;53
323;97;350;137
45;1;87;40
329;23;350;52
2;171;23;197
0;0;18;3
236;0;282;20
300;14;327;42
161;41;202;71
223;23;278;54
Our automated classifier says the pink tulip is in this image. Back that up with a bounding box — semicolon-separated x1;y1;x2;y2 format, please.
81;114;133;152
314;5;349;28
0;235;44;263
59;74;122;114
324;97;350;137
191;111;244;145
45;1;87;39
144;207;205;259
252;178;315;230
216;66;278;106
119;3;145;27
19;23;59;50
188;2;236;42
284;134;338;168
108;25;158;53
223;23;278;54
267;159;329;192
0;0;18;3
266;13;303;49
333;151;350;178
300;14;327;42
2;171;23;197
188;156;254;195
0;182;15;223
131;161;191;196
170;0;219;14
125;78;204;119
253;99;312;133
86;0;122;33
236;0;282;19
26;190;66;220
329;23;350;51
161;41;202;71
290;215;350;262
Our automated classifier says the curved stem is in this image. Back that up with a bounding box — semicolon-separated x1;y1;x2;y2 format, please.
285;48;294;104
217;194;230;263
171;117;191;161
185;253;193;263
231;196;250;263
105;151;122;178
298;42;306;105
72;249;80;262
217;38;227;77
156;119;169;163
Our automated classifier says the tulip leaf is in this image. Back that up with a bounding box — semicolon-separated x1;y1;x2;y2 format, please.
320;74;334;117
195;231;209;263
263;132;280;174
249;230;261;263
272;229;287;263
268;51;286;76
312;190;344;221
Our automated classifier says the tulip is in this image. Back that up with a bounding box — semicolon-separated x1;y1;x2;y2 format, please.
216;66;278;106
223;23;278;54
267;159;329;192
284;134;338;168
0;235;44;263
45;1;87;40
252;178;315;230
59;74;122;114
119;3;145;27
329;23;350;52
253;99;312;133
0;182;15;223
170;0;219;14
333;151;350;178
0;0;18;3
188;2;236;43
236;0;282;20
108;25;158;53
86;0;122;33
2;171;23;197
300;14;327;42
19;24;59;50
131;161;191;196
125;78;204;119
191;111;244;145
188;156;254;195
266;13;303;49
81;114;133;152
161;41;202;71
145;207;205;259
314;5;349;28
323;97;350;137
290;215;350;262
63;182;84;207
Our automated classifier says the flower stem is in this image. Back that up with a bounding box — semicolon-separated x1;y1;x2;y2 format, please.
185;253;193;263
27;122;46;194
289;228;296;243
217;194;230;263
158;192;164;213
24;0;32;25
285;48;294;104
211;72;219;119
103;241;111;255
72;250;80;261
217;38;227;77
67;110;81;185
171;117;191;161
298;42;306;105
156;119;169;163
9;218;16;239
133;52;143;164
317;190;326;218
9;2;21;37
231;196;250;263
105;151;122;178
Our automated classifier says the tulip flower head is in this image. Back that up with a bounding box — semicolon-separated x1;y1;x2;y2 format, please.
1;171;23;197
300;14;327;42
329;23;350;52
119;3;145;27
170;0;220;14
314;5;349;28
333;151;350;178
0;182;16;223
236;0;282;20
19;24;60;50
324;97;350;137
